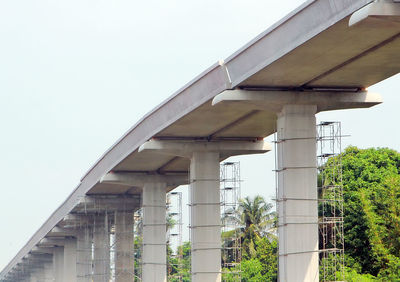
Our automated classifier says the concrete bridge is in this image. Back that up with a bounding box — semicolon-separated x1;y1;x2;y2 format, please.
1;0;399;281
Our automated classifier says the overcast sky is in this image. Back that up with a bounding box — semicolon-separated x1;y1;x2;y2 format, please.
1;0;399;270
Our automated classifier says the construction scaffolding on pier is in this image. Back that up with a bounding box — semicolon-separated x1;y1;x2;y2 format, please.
220;161;242;281
167;191;184;281
317;121;345;281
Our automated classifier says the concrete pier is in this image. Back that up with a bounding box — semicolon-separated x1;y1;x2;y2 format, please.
43;262;54;281
77;225;92;282
53;247;64;282
63;238;77;282
114;211;135;282
138;140;270;282
142;182;167;282
190;152;221;282
93;214;110;282
277;105;319;282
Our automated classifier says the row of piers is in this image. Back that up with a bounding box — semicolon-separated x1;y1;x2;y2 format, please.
3;89;381;281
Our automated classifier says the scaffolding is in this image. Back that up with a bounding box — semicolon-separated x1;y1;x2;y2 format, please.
220;161;242;281
317;121;345;281
167;191;184;281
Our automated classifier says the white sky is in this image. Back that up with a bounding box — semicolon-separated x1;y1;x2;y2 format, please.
1;0;399;270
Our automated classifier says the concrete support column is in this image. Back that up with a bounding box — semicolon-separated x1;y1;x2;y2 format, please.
30;268;41;282
43;262;54;281
190;152;221;282
53;247;64;282
277;104;319;282
93;214;110;282
76;225;92;282
115;211;135;282
63;238;77;282
142;182;167;282
30;272;40;282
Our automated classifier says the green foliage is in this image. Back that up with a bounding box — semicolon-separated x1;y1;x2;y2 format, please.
133;236;142;281
254;237;278;281
222;232;278;281
240;259;264;282
224;195;276;259
339;267;378;282
326;147;400;279
224;237;278;282
168;241;191;282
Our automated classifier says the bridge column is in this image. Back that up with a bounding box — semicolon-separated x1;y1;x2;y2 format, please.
63;237;77;282
53;247;64;282
142;182;167;282
93;213;110;282
100;173;189;282
30;269;41;282
114;211;135;282
76;224;92;282
43;262;54;281
138;139;270;282
211;89;382;282
190;151;221;282
277;104;318;282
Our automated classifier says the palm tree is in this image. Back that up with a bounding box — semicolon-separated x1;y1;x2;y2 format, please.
224;195;276;258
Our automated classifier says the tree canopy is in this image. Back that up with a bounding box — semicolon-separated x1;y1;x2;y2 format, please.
327;146;400;280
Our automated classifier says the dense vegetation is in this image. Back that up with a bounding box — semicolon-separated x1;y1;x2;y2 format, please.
337;147;400;281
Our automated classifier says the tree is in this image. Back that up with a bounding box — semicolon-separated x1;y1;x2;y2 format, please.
225;195;276;258
324;147;400;279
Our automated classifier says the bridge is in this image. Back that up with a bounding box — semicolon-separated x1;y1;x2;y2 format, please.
1;0;399;281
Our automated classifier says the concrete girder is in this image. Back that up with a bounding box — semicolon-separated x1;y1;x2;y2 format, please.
212;89;382;113
138;140;271;159
100;172;188;187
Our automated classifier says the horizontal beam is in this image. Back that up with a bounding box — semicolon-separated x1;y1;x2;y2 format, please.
138;140;271;158
72;195;141;213
100;172;188;187
38;238;66;247
30;247;54;255
47;227;76;238
212;89;382;113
